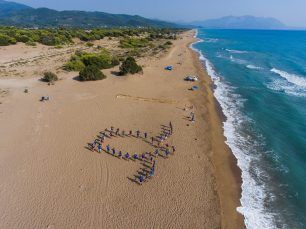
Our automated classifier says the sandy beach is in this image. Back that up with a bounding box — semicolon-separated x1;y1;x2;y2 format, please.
0;30;244;228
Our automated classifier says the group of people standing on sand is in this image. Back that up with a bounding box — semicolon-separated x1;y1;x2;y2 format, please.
87;122;175;185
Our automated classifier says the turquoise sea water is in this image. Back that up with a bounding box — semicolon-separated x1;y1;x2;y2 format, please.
193;29;306;229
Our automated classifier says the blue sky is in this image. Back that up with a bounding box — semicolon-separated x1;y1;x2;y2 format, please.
11;0;306;27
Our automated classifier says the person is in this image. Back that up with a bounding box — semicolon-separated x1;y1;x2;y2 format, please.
129;130;132;136
133;154;138;160
141;153;146;160
118;151;122;158
106;144;110;153
155;149;159;156
122;130;125;136
169;121;173;134
191;113;195;122
151;137;154;144
136;130;140;138
172;146;176;153
149;169;154;177
112;148;116;156
92;141;97;150
139;175;144;184
111;126;114;132
98;144;102;153
116;128;119;135
165;149;170;156
125;153;130;159
144;132;147;139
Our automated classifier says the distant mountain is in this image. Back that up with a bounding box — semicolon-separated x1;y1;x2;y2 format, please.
0;0;31;17
0;0;178;28
191;16;286;29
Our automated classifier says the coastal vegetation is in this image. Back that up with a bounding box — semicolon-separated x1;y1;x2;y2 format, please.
119;37;150;49
42;71;58;83
79;65;106;81
64;49;119;71
119;57;143;75
0;27;181;47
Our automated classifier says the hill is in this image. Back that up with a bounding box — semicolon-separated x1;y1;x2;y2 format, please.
0;0;31;17
191;15;286;29
0;0;178;28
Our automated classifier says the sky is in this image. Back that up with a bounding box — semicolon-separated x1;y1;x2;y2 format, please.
10;0;306;27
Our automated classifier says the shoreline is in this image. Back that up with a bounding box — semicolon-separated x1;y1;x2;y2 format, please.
188;32;245;228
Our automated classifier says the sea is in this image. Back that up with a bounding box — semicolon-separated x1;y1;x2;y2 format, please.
192;29;306;229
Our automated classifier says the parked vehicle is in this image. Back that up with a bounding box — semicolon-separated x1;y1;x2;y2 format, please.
184;75;198;81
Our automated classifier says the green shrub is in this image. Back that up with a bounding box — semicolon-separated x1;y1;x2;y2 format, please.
40;35;58;46
64;50;118;71
64;59;85;71
119;38;149;48
165;41;173;46
111;57;120;66
79;65;106;81
42;72;58;82
119;56;143;75
25;41;36;46
86;42;94;47
17;35;30;43
0;34;16;46
81;54;112;69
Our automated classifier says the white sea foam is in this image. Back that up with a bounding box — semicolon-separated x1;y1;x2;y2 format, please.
271;68;306;88
267;79;306;98
230;55;248;65
190;40;277;229
193;29;198;38
268;68;306;97
204;38;219;43
247;65;262;70
226;49;249;54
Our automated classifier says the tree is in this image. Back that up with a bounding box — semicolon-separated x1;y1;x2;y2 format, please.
119;57;143;75
0;34;16;46
79;65;106;81
42;71;58;83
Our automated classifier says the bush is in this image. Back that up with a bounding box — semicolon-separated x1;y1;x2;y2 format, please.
42;72;58;82
119;57;143;75
40;35;58;46
64;59;85;71
65;50;119;72
17;35;30;43
86;42;94;47
25;41;36;46
0;34;16;46
119;38;149;48
82;54;112;69
111;57;120;66
79;65;106;81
